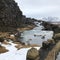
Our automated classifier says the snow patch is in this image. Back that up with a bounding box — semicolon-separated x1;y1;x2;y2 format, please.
0;42;40;60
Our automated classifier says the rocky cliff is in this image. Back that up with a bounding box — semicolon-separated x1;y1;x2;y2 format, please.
42;21;60;33
0;0;22;28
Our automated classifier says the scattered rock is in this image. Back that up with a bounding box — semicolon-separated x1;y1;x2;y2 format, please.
27;48;39;60
34;34;42;37
41;36;45;39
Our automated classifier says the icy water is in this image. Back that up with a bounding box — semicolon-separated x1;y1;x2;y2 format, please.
20;22;54;46
56;52;60;60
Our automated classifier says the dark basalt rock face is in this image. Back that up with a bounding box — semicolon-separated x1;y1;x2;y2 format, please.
42;21;60;33
0;0;22;27
0;0;36;32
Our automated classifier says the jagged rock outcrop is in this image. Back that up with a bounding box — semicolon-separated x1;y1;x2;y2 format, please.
22;15;36;25
0;0;36;32
0;0;22;27
42;21;60;33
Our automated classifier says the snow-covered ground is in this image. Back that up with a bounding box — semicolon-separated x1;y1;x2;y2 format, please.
0;42;40;60
56;52;60;60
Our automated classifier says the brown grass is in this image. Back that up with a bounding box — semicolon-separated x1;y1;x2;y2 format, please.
13;42;21;44
15;44;40;50
0;46;8;53
0;32;9;38
23;44;40;48
15;44;23;50
17;25;35;32
2;40;11;45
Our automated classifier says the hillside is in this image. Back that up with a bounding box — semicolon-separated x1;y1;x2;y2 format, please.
0;0;22;27
0;0;36;32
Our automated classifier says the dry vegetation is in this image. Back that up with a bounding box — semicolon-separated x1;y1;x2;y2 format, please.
15;43;40;50
0;32;9;37
2;40;11;45
17;25;35;32
0;46;8;54
15;44;23;50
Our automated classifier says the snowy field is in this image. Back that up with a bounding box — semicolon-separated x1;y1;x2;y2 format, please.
0;42;40;60
56;52;60;60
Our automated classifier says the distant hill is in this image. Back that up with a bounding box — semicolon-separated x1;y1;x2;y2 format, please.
42;17;60;22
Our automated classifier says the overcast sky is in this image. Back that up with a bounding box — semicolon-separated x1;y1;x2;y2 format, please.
15;0;60;19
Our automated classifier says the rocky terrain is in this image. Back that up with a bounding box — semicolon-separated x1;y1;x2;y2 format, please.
0;0;37;42
0;0;60;60
26;33;60;60
0;0;36;32
42;21;60;33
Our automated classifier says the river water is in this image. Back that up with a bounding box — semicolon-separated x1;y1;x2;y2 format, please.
20;21;53;46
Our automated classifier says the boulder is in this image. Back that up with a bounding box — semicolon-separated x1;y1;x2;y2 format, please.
53;33;60;42
27;48;39;60
42;41;50;49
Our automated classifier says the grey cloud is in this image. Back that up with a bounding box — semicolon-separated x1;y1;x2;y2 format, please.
15;0;60;19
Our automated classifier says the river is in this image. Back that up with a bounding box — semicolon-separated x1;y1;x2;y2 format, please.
20;21;54;46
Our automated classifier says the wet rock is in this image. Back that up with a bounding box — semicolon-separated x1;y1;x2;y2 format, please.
42;41;50;49
34;34;37;37
27;48;39;60
0;37;4;42
42;39;56;50
34;34;42;37
41;35;45;39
